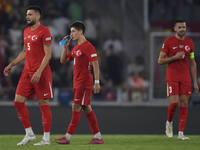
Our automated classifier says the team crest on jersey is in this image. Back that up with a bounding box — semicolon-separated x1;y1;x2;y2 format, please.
185;45;190;51
76;50;82;57
31;35;38;41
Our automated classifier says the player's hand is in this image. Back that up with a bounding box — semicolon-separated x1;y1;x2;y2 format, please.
93;83;101;94
175;51;185;60
63;35;71;48
3;64;13;76
31;71;41;84
194;83;199;94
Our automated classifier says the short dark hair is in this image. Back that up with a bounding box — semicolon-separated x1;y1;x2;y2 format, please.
27;5;43;19
175;18;185;26
69;21;86;34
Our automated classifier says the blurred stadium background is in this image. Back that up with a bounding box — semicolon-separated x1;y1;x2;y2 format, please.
1;0;200;106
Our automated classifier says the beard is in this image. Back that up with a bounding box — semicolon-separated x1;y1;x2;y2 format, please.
27;19;36;26
177;31;185;37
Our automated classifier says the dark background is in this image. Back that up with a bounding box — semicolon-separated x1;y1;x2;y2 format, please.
1;106;199;135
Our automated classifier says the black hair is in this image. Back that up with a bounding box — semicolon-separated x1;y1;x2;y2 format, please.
69;21;86;34
27;5;43;19
175;18;185;26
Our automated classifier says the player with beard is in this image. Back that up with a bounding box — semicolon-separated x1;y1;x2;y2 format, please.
4;6;53;145
158;18;199;140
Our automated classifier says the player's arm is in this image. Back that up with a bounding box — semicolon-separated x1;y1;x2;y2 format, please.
60;36;71;63
158;51;185;65
31;44;52;84
91;61;100;94
189;56;199;94
4;45;26;76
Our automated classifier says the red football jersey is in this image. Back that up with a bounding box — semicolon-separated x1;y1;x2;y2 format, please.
23;24;52;72
67;41;98;89
161;35;194;82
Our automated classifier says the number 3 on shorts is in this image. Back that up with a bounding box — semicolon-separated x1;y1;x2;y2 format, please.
169;86;172;93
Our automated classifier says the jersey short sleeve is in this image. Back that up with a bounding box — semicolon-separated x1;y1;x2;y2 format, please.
66;49;73;61
161;38;170;54
190;39;194;53
84;44;98;62
42;28;52;45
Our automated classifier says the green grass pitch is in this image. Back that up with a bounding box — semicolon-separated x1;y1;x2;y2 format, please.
0;135;200;150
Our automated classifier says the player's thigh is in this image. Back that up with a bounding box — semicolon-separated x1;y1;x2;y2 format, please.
180;95;189;107
179;81;191;106
180;81;191;96
73;89;92;106
16;72;35;100
15;94;27;102
38;98;49;105
34;69;53;100
167;81;180;96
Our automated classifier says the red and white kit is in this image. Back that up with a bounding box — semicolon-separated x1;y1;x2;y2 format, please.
16;24;53;99
67;40;98;105
161;35;194;96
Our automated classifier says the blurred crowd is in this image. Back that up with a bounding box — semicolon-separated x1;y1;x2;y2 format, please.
0;0;149;102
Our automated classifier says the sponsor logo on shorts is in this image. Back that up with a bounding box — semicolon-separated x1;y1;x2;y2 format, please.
44;93;49;96
75;99;80;101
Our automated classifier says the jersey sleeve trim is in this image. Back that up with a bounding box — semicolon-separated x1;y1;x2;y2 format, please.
91;54;97;57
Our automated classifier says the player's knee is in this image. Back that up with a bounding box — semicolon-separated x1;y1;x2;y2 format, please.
82;105;92;114
38;99;49;105
72;103;82;111
180;101;188;107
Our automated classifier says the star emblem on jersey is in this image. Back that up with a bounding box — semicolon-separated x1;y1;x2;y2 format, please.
76;50;82;57
185;45;190;51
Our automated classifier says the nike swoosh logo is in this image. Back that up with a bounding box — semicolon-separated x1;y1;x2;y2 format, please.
44;93;49;96
173;47;178;49
75;99;80;101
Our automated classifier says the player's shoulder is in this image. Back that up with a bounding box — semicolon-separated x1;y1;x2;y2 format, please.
167;35;176;41
39;24;50;31
85;40;95;49
184;36;193;42
163;36;173;44
24;26;31;33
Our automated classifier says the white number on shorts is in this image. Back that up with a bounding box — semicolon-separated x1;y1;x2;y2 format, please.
169;86;172;93
27;43;30;51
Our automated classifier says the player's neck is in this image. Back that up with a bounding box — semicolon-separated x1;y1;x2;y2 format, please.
30;22;40;30
77;36;87;45
175;34;185;40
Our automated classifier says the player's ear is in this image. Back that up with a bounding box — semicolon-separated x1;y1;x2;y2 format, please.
174;26;176;32
36;14;41;20
79;29;83;35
